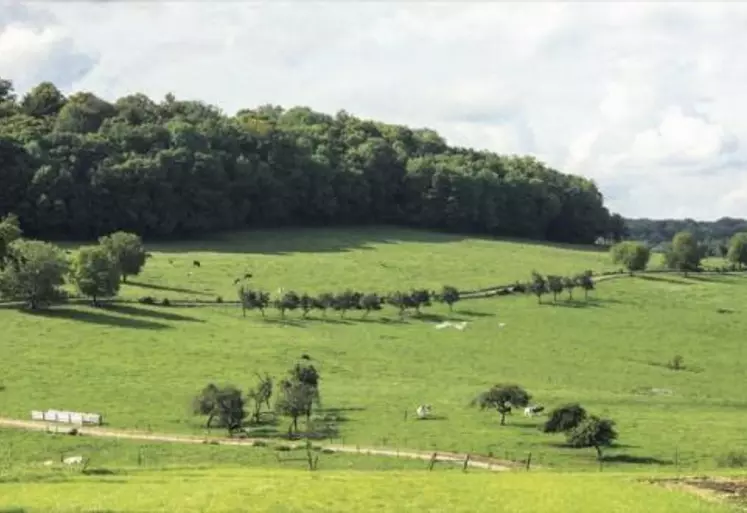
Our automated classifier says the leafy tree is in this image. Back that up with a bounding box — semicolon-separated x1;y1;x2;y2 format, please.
0;213;22;269
274;290;300;318
71;245;121;305
0;239;69;309
360;293;382;317
610;241;651;275
21;82;66;118
562;276;576;300
727;232;747;269
576;271;595;300
276;359;321;437
332;290;358;318
192;384;247;434
565;416;618;460
99;231;147;283
665;231;702;276
247;373;273;424
435;285;460;312
385;291;410;317
314;293;335;317
529;271;548;304
409;289;431;314
470;384;531;426
239;287;270;317
547;275;564;302
299;293;314;318
542;403;588;433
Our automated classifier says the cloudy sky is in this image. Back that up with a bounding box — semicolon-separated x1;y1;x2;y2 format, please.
2;1;746;220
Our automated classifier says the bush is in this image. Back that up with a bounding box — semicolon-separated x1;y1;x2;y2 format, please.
138;296;156;305
668;355;684;371
716;451;747;468
161;298;171;307
216;296;223;303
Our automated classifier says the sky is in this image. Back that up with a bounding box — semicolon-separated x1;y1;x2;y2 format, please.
1;1;747;221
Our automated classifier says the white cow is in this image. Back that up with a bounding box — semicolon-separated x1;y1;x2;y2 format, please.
63;455;85;465
523;405;545;417
416;404;432;419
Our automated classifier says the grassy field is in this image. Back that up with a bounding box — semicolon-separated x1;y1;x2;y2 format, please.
0;467;737;513
1;227;746;472
0;429;439;473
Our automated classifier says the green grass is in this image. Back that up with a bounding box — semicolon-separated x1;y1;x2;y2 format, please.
1;227;746;472
0;429;437;473
0;467;736;513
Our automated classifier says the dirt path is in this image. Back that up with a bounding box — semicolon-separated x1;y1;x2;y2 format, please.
0;417;514;472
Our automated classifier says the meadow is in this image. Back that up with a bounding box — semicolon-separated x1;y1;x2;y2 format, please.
0;466;737;513
1;227;746;473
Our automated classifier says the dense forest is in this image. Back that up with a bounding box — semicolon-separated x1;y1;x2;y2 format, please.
0;77;627;244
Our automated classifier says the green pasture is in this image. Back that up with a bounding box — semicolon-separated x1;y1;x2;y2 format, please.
0;467;736;513
1;227;746;472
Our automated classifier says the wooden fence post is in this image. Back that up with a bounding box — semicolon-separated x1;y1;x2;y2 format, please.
428;452;437;471
525;452;532;471
462;454;471;472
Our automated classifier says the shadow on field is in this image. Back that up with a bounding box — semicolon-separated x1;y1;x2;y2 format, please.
603;454;673;465
687;275;738;285
456;310;495;318
101;304;204;323
143;226;606;256
244;406;363;441
126;280;211;297
636;275;693;286
0;509;28;513
24;307;170;330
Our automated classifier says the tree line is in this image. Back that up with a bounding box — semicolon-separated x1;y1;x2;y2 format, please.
624;217;747;252
610;230;747;275
0;78;624;244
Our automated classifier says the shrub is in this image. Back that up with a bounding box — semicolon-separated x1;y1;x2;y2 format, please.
716;451;747;468
161;298;171;307
138;296;156;305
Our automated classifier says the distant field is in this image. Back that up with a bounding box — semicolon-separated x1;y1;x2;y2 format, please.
0;467;736;513
113;226;614;299
1;227;746;472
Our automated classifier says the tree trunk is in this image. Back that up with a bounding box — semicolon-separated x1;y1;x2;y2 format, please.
500;413;506;426
363;309;369;318
206;414;215;429
448;303;453;312
595;445;603;461
122;274;128;283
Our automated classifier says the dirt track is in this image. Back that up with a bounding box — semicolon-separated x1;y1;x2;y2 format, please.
0;417;514;472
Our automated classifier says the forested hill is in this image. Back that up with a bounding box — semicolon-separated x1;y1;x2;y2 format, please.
0;78;625;243
625;217;747;247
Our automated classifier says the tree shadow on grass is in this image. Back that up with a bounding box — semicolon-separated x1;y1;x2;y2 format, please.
546;300;604;309
636;275;693;286
23;307;170;330
100;304;205;323
687;275;739;285
126;280;211;297
602;454;673;465
456;310;495;318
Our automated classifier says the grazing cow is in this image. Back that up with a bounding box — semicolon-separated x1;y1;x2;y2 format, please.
416;404;432;419
523;405;545;417
193;260;201;267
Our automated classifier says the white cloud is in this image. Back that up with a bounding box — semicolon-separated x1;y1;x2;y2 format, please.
2;1;747;220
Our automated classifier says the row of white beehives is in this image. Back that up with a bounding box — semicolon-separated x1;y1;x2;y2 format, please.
31;410;102;425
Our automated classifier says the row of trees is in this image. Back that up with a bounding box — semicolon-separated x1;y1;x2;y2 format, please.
238;285;461;318
192;358;321;438
0;78;624;244
472;384;617;460
610;230;747;275
0;215;147;308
